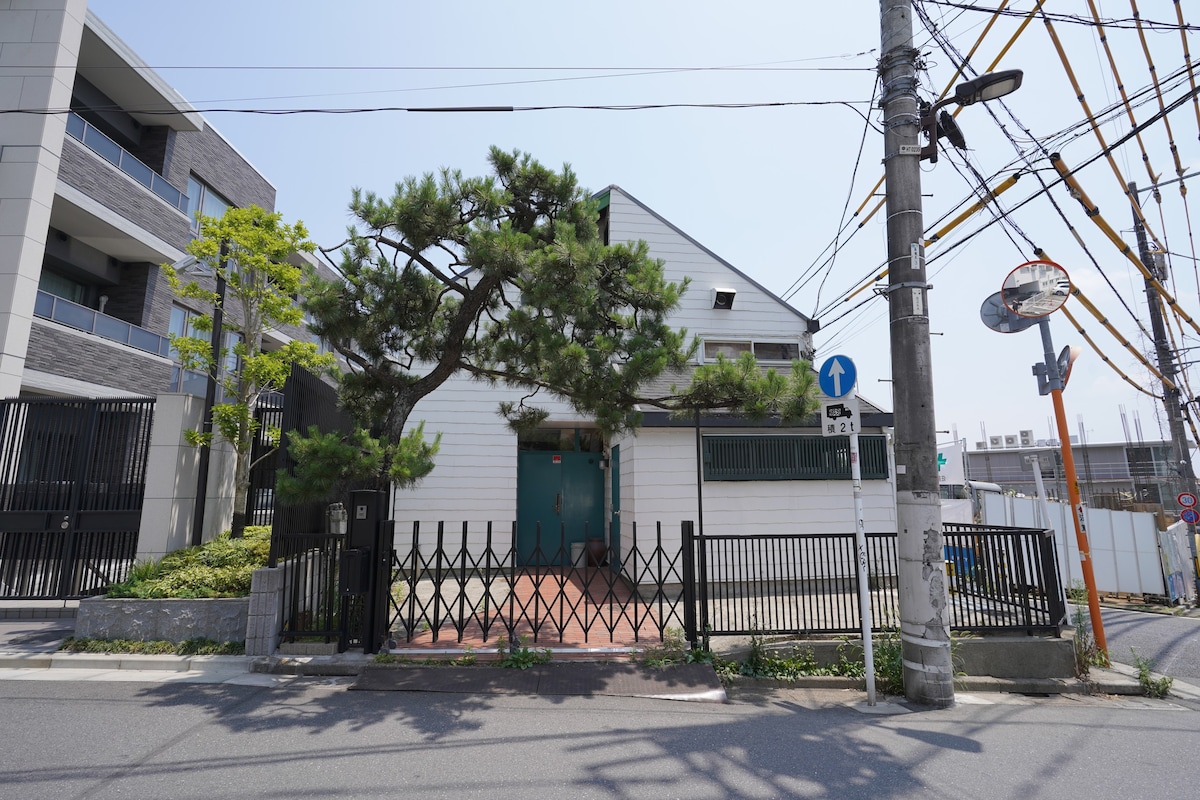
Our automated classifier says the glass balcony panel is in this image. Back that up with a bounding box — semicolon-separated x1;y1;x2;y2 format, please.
127;327;162;354
94;314;131;343
81;126;121;166
34;291;54;318
66;113;85;139
52;301;96;332
121;156;153;188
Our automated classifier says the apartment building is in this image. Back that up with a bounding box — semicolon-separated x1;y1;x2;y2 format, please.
1;1;325;402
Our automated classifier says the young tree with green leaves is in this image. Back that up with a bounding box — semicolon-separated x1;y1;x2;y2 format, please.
298;147;816;492
164;205;336;538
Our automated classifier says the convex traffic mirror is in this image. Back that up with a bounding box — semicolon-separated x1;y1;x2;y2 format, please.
1001;259;1071;318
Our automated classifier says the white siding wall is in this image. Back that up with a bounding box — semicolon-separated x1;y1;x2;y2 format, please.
606;190;812;349
613;427;897;568
392;371;583;526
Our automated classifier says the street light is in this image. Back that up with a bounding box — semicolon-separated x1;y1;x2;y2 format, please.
880;0;1023;708
919;70;1024;163
170;245;228;547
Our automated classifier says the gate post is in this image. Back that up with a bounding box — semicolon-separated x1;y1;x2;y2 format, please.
1038;528;1067;633
681;520;697;648
345;489;390;653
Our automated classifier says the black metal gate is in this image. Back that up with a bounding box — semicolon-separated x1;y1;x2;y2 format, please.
0;397;155;599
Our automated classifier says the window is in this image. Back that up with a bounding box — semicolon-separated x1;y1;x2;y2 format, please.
168;304;207;396
702;340;802;363
39;270;93;307
702;435;889;481
186;175;231;233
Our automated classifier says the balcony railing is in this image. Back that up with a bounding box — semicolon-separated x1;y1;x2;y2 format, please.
34;291;172;358
64;112;189;213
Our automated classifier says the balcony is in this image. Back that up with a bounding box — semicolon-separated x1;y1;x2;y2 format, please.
34;291;172;358
65;112;189;213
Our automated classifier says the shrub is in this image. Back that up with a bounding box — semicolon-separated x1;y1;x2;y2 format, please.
60;637;244;655
106;526;271;598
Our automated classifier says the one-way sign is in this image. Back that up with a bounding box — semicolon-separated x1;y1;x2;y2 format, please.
819;355;857;399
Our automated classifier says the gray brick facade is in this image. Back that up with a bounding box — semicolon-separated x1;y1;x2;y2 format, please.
27;324;172;396
164;123;276;212
59;137;193;251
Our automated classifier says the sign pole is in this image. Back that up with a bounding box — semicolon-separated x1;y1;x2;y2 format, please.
849;413;877;706
819;355;875;704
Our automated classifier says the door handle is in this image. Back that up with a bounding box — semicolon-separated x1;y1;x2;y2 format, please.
555;493;562;515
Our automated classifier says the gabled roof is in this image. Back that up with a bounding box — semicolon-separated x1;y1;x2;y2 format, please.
594;185;812;325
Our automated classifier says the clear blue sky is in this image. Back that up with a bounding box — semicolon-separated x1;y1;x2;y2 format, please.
88;0;1200;448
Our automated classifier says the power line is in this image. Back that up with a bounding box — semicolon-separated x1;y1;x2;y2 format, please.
3;99;878;116
920;1;1200;32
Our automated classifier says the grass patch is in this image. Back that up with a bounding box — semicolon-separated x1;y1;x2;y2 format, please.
494;634;552;669
60;637;245;656
106;526;271;598
1132;649;1173;698
631;628;719;670
373;646;477;667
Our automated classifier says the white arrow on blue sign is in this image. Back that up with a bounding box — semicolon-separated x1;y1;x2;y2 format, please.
818;355;857;399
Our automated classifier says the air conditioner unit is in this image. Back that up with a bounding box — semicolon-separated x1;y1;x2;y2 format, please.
1019;429;1035;446
1004;434;1018;447
975;441;988;451
989;436;1003;448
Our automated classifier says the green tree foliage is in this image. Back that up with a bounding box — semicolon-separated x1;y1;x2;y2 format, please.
300;148;816;491
163;206;336;537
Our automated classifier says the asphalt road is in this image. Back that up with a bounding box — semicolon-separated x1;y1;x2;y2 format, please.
1;679;1197;800
1096;607;1200;681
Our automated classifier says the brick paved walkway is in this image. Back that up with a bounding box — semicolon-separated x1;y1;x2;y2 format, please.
391;567;676;654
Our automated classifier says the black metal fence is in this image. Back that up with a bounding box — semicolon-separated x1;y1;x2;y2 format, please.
245;393;283;527
942;522;1066;633
267;363;359;563
389;521;691;645
269;515;1065;650
692;523;1066;638
690;527;901;636
0;397;154;599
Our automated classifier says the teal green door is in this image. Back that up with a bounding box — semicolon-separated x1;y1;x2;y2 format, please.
517;450;605;565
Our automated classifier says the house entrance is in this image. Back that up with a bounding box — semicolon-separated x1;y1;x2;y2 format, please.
516;428;605;566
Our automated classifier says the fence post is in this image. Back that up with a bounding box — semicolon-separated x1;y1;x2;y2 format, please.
1039;528;1068;633
681;520;697;648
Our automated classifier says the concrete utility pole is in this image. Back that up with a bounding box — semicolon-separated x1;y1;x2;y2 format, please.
1129;183;1200;600
880;0;955;706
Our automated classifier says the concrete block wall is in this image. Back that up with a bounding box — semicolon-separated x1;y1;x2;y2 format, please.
246;566;283;656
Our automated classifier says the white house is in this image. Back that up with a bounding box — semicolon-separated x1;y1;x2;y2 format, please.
391;186;896;570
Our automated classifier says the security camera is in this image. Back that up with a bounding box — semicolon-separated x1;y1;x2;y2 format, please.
712;288;736;310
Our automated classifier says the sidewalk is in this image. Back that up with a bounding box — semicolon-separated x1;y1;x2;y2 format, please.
2;603;1196;702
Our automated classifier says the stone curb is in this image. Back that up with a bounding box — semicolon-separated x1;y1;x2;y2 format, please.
0;652;256;674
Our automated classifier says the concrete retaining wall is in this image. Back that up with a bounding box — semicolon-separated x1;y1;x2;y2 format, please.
75;597;249;643
730;633;1077;680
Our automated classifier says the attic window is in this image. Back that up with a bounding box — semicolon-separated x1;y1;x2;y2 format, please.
702;340;801;362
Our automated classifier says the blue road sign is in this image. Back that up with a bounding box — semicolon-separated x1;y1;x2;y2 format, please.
819;355;857;399
1182;508;1199;525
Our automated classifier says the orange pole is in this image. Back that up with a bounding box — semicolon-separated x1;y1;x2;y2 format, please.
1051;386;1108;654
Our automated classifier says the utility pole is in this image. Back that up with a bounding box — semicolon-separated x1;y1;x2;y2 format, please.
1129;183;1200;600
880;0;954;706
